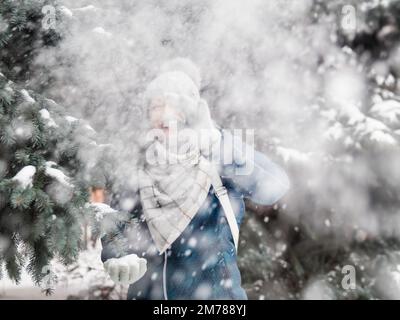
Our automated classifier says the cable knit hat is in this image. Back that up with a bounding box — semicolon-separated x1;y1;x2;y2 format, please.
143;58;204;124
143;58;221;155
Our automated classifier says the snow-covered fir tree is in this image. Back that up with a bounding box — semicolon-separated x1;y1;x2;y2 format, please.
0;0;106;292
0;72;103;288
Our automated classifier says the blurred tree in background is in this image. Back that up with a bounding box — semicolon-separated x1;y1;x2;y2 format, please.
0;0;61;82
240;0;400;300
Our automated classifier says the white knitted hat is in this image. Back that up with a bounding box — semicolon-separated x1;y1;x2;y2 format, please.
143;58;204;123
143;58;220;154
160;57;201;88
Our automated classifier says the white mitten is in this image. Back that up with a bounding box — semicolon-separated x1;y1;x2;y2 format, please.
103;254;147;285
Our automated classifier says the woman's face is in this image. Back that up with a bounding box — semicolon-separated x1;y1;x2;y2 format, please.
148;98;186;135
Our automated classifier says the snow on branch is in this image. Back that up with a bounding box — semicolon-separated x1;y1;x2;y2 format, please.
20;89;35;104
71;5;99;13
65;115;79;123
370;100;400;128
45;162;73;188
369;131;397;146
39;109;58;128
92;27;112;38
275;146;312;164
88;202;118;222
12;165;36;189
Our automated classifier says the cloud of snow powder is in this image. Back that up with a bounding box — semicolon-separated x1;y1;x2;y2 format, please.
30;0;400;249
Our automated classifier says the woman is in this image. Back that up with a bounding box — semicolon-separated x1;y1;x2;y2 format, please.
100;58;290;300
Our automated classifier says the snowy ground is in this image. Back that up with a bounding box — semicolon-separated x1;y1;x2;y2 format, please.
0;279;78;300
0;246;126;300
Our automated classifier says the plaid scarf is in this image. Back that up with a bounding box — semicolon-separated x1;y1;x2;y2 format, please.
138;140;213;254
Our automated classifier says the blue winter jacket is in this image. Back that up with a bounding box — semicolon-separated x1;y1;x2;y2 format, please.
101;134;290;300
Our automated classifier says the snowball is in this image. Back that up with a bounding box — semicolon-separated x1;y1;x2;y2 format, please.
12;166;36;189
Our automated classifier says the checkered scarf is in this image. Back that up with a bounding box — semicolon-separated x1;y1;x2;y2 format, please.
138;140;213;254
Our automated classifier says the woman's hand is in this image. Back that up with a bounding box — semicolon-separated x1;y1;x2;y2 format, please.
103;254;147;285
